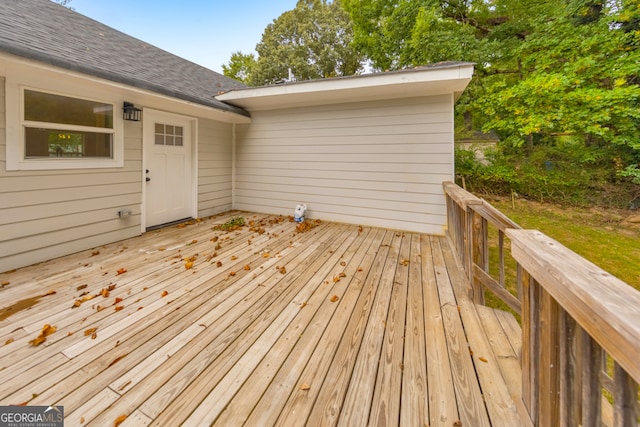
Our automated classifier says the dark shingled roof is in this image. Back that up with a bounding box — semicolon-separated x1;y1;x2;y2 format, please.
0;0;249;117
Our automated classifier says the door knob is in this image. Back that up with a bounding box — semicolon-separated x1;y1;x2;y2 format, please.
146;177;151;182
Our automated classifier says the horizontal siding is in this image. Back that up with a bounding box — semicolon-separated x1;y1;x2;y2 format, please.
234;95;454;234
0;77;143;272
197;119;233;217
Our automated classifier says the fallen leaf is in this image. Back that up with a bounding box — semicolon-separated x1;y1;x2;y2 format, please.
333;276;341;283
115;297;123;304
229;271;236;276
185;261;194;270
84;328;97;336
299;383;311;391
300;302;308;309
30;324;56;346
108;284;117;291
15;401;28;406
161;291;169;297
116;268;127;275
211;236;219;242
1;281;9;287
400;259;409;266
453;421;462;426
262;253;270;258
279;267;287;274
114;305;124;312
80;416;85;423
339;272;346;278
91;333;97;340
340;261;346;266
215;244;222;250
91;250;100;257
244;265;251;271
231;255;237;260
96;305;105;312
188;239;198;245
100;288;110;298
330;295;339;302
216;261;223;268
77;284;88;291
479;357;488;363
67;331;74;336
114;414;127;427
5;338;14;345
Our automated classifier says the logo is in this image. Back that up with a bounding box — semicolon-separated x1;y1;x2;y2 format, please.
0;406;64;427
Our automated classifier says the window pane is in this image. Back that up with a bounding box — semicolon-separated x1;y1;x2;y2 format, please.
25;128;113;158
165;135;174;146
166;125;174;136
155;134;164;145
24;90;113;129
175;126;183;136
175;136;183;146
155;123;164;134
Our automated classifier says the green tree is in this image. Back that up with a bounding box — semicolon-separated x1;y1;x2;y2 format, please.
344;0;640;201
248;0;364;85
222;51;257;85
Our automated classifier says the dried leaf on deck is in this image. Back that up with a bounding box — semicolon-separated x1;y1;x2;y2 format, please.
114;305;124;312
116;268;127;275
77;284;88;291
185;261;194;270
216;261;223;268
279;266;287;274
243;265;251;271
114;414;127;426
91;250;100;257
478;357;488;363
299;383;311;391
231;255;237;261
115;297;123;304
5;338;14;346
30;324;56;346
330;295;339;302
84;328;97;336
100;288;110;298
161;291;169;297
400;259;409;266
1;281;9;287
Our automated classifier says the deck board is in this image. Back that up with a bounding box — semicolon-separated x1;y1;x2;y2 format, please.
0;213;525;426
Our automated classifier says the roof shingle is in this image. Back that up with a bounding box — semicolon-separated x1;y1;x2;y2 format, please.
0;0;249;116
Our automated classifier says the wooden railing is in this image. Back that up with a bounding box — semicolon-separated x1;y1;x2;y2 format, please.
444;181;640;426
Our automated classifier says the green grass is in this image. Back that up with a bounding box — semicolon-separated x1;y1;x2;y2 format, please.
478;197;640;321
488;197;640;292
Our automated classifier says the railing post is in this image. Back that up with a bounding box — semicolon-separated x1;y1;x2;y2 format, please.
467;205;487;305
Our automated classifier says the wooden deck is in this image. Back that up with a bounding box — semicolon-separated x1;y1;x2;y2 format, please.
0;212;526;426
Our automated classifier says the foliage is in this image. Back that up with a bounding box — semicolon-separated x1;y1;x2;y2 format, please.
456;144;640;207
221;52;257;84
212;217;246;231
344;0;640;204
224;0;364;86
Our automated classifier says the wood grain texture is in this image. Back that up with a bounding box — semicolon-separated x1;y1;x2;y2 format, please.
0;216;525;426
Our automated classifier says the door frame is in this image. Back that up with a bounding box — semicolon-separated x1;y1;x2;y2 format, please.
141;108;198;232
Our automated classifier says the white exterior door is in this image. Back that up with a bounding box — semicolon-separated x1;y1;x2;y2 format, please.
143;110;194;229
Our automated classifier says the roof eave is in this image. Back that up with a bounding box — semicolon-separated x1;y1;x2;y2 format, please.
216;63;474;111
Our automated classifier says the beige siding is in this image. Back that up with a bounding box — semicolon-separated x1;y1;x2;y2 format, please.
0;78;143;272
197;119;233;217
234;95;454;234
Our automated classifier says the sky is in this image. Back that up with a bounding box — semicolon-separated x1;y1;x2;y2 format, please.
69;0;299;73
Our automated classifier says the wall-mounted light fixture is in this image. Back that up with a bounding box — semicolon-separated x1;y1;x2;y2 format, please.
123;102;142;121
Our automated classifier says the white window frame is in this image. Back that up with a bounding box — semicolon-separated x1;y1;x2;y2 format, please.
6;80;125;171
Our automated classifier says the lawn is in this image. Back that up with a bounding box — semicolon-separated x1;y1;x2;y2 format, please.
488;197;640;292
476;196;640;318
